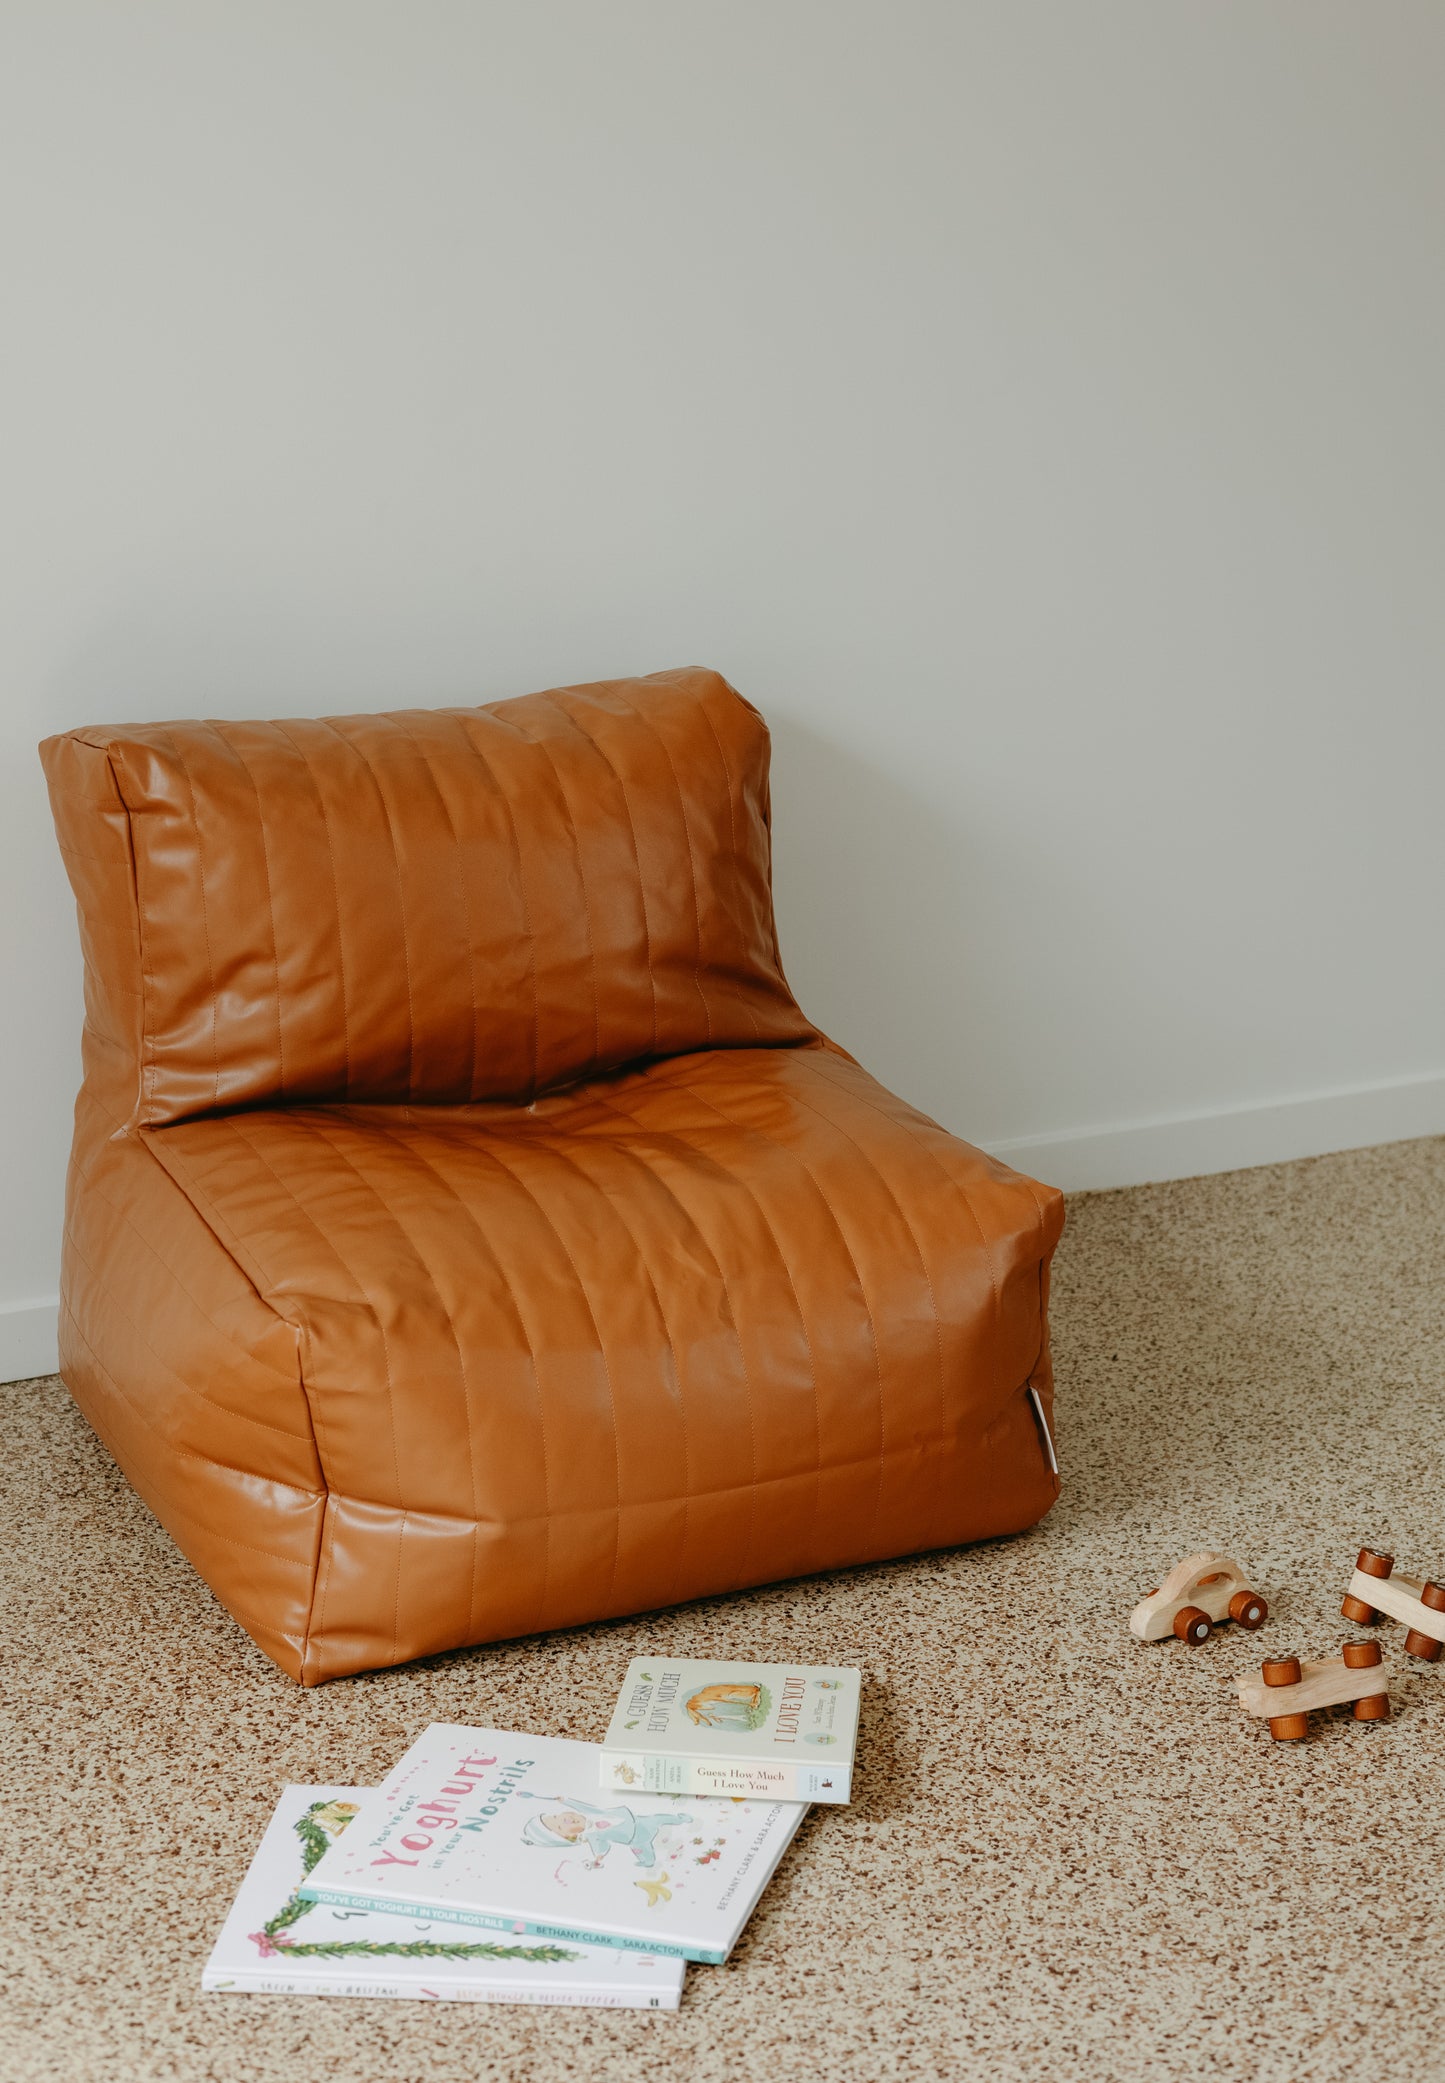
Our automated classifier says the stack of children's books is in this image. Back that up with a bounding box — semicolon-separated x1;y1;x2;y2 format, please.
204;1657;861;2011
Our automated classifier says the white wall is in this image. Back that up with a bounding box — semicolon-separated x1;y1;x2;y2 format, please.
5;2;1445;1379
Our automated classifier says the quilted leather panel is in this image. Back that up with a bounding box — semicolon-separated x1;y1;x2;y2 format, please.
146;1045;1062;1682
47;668;811;1128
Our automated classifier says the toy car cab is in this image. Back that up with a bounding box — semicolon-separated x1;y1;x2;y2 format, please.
1129;1552;1268;1645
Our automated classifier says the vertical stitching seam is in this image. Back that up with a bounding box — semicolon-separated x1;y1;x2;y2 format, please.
458;712;542;1099
695;696;762;1041
271;722;352;1094
388;713;480;1103
245;1111;413;1667
491;704;600;1072
108;748;161;1121
159;730;222;1108
288;1310;336;1681
1018;1172;1059;1392
611;689;712;1043
456;1134;624;1617
306;1116;510;1649
552;694;658;1059
207;724;287;1104
308;1491;341;1682
317;718;416;1101
301;1115;484;1646
214;1113;407;1654
679;1077;887;1556
759;1076;954;1550
506;1123;705;1610
592;1075;818;1585
361;1116;555;1637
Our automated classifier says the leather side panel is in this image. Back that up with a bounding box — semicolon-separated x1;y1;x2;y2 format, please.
60;1114;325;1681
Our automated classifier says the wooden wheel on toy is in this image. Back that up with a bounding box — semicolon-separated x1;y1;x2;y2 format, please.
1342;1546;1394;1626
1353;1693;1391;1720
1228;1589;1268;1630
1342;1639;1391;1718
1261;1656;1308;1740
1172;1605;1212;1645
1404;1580;1445;1661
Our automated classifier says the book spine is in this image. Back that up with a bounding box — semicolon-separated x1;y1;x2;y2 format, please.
201;1970;679;2008
295;1888;724;1965
600;1750;850;1802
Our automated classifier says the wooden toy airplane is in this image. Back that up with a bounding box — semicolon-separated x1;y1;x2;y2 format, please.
1129;1552;1268;1645
1341;1546;1445;1661
1235;1643;1390;1740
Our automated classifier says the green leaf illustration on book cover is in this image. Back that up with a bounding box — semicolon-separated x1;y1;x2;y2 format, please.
683;1681;772;1731
252;1799;579;1964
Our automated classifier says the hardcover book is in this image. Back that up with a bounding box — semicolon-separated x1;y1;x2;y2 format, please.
203;1785;684;2008
299;1728;808;1964
600;1658;861;1802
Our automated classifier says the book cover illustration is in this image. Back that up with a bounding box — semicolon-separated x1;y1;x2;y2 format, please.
601;1659;862;1802
203;1784;684;2007
299;1728;808;1964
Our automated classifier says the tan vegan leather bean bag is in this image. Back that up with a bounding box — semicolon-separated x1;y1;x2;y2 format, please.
41;668;1063;1683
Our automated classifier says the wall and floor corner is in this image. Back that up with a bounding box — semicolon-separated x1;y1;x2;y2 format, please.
4;2;1444;1386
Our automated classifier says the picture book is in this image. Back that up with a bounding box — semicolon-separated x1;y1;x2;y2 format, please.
203;1784;684;2008
298;1729;808;1964
600;1658;861;1802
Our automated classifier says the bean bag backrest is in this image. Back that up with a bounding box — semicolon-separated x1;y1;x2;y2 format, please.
41;667;813;1129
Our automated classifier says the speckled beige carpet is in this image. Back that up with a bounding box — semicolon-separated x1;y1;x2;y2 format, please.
6;1136;1445;2083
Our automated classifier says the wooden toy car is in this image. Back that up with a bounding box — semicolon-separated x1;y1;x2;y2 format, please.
1235;1642;1390;1740
1341;1546;1445;1660
1129;1552;1268;1645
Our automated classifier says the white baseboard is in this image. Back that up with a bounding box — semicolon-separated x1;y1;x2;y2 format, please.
0;1298;60;1385
986;1069;1445;1194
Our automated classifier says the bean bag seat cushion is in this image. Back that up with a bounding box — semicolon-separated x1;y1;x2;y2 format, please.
42;668;1062;1683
